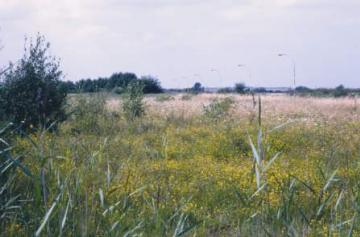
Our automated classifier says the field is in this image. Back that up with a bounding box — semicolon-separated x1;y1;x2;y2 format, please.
2;93;360;236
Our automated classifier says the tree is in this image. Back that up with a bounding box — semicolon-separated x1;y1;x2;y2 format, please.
106;72;137;91
334;84;348;97
295;86;312;93
0;34;67;130
235;83;247;94
140;76;163;94
59;80;77;93
191;82;204;94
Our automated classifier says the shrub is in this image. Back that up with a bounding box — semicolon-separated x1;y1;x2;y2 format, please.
123;80;145;121
112;86;125;95
0;35;66;131
203;97;235;121
69;93;106;134
140;76;163;94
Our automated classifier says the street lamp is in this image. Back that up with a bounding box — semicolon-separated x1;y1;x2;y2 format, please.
278;53;296;93
237;64;252;82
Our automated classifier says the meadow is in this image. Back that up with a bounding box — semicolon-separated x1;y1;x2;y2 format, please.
1;93;360;236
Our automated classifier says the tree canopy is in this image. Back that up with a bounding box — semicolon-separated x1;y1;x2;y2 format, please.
61;74;163;94
0;35;67;130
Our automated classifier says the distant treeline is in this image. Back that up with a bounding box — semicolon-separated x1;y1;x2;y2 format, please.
59;74;358;97
166;82;360;97
60;73;163;94
294;85;360;97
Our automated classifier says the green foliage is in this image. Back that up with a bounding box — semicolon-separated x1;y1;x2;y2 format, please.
140;76;163;94
190;82;204;94
295;85;353;97
334;84;348;97
0;86;6;121
112;86;125;95
123;80;145;121
203;97;235;121
0;35;66;131
235;83;247;94
217;87;234;94
69;93;107;134
295;86;312;93
61;74;163;94
0;123;32;232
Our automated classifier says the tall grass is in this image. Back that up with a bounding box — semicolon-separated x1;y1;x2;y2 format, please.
1;93;360;236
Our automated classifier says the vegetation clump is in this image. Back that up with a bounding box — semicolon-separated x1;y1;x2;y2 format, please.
295;84;354;97
61;73;163;94
203;97;235;121
123;80;145;121
190;82;204;94
235;82;248;94
0;35;66;130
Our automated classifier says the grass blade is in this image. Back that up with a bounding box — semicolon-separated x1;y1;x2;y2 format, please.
60;198;70;234
263;152;281;172
35;193;61;237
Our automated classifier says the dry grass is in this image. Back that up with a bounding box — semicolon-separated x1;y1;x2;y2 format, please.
107;93;359;123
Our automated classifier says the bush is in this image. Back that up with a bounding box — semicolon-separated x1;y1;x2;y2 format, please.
140;76;163;94
112;86;125;95
69;93;107;134
0;35;67;131
203;97;235;121
123;80;145;121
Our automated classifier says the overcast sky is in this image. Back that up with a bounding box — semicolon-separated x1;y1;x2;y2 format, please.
0;0;359;88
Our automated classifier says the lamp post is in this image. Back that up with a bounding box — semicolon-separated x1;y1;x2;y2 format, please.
278;53;296;94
